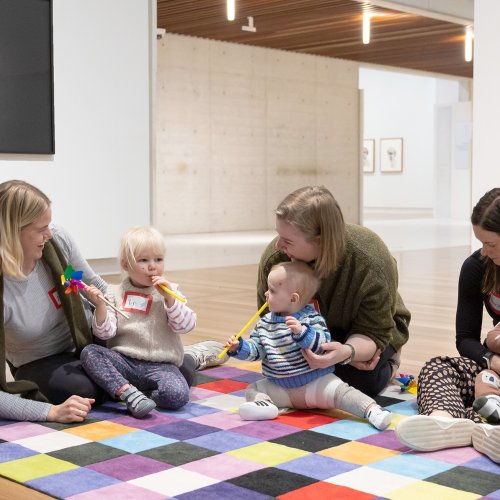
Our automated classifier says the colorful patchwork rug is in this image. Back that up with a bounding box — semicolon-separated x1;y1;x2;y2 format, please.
0;365;499;499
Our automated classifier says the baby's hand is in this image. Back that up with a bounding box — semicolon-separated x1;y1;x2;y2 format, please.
85;285;104;306
151;275;170;292
224;336;240;353
286;316;303;335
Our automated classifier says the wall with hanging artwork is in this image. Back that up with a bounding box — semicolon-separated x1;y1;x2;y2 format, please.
362;139;375;173
380;137;403;173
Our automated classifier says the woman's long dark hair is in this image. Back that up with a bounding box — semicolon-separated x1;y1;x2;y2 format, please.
471;188;500;294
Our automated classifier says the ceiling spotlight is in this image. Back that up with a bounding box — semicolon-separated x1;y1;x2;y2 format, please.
362;12;371;45
227;0;235;21
465;25;473;62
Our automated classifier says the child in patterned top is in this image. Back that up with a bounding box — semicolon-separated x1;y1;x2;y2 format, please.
81;226;196;418
224;261;392;429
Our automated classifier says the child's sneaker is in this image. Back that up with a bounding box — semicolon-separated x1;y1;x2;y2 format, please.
366;405;392;430
239;400;279;421
120;385;156;418
473;395;500;423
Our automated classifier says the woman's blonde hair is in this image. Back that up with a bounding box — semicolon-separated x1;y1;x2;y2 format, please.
272;261;319;307
0;180;51;278
119;226;166;271
471;187;500;294
275;186;345;278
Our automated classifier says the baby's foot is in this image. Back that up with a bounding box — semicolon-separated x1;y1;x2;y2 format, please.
366;405;392;430
239;400;279;421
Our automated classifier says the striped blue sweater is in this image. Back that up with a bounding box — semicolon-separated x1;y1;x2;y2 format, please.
229;304;333;388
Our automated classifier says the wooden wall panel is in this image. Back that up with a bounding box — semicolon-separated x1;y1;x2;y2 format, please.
155;33;360;234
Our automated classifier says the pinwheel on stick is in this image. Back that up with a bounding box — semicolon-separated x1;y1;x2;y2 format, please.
61;265;130;319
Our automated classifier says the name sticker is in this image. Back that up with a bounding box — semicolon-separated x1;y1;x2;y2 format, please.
122;292;152;314
48;287;62;309
489;292;500;315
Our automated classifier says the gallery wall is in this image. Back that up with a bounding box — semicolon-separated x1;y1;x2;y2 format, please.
155;34;361;234
0;0;153;259
360;67;472;220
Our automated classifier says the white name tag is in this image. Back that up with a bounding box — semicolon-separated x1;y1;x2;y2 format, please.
122;292;152;314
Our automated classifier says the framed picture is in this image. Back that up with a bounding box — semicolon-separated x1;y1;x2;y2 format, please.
380;138;403;172
362;139;375;173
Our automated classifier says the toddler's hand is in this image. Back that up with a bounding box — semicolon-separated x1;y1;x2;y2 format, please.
224;336;240;353
85;285;104;306
286;316;303;335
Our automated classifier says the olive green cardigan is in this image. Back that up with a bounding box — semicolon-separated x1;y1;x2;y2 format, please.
0;240;92;402
257;224;411;352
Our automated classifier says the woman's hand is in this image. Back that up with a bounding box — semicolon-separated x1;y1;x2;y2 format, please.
350;349;381;371
224;336;240;353
302;341;350;368
46;395;94;423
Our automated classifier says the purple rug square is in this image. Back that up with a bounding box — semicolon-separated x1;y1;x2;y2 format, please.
190;387;224;401
359;429;407;450
0;442;37;462
0;422;55;441
176;480;270;499
87;454;171;480
187;430;262;452
67;481;167;499
156;402;219;419
277;453;359;480
148;420;220;440
483;489;500;499
110;412;181;429
27;467;119;497
462;455;500;474
417;445;481;464
88;405;127;420
232;420;299;440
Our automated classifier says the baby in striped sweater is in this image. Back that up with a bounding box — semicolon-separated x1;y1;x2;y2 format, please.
225;261;391;429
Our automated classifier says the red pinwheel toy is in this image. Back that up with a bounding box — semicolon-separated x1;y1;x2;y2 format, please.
60;265;86;295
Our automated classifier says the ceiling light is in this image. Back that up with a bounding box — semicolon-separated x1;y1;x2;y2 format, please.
363;12;371;45
465;25;473;62
227;0;235;21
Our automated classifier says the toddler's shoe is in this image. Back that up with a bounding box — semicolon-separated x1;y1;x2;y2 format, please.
239;400;279;421
473;395;500;424
366;405;392;430
120;385;156;418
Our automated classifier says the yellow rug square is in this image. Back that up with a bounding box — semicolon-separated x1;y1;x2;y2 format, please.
0;454;78;482
387;480;481;500
228;441;309;466
319;441;400;464
62;420;136;440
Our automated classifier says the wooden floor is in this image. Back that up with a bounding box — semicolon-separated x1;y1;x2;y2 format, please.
3;244;486;499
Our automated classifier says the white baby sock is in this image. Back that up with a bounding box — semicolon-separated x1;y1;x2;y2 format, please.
366;405;392;430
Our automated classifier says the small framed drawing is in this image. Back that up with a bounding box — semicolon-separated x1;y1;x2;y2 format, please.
362;139;375;173
380;138;403;172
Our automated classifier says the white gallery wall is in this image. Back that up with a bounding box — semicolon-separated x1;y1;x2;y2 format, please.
155;34;361;234
0;0;153;260
472;0;500;203
361;67;472;217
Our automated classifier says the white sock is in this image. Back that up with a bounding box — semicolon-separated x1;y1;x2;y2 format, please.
239;400;279;421
366;405;392;430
